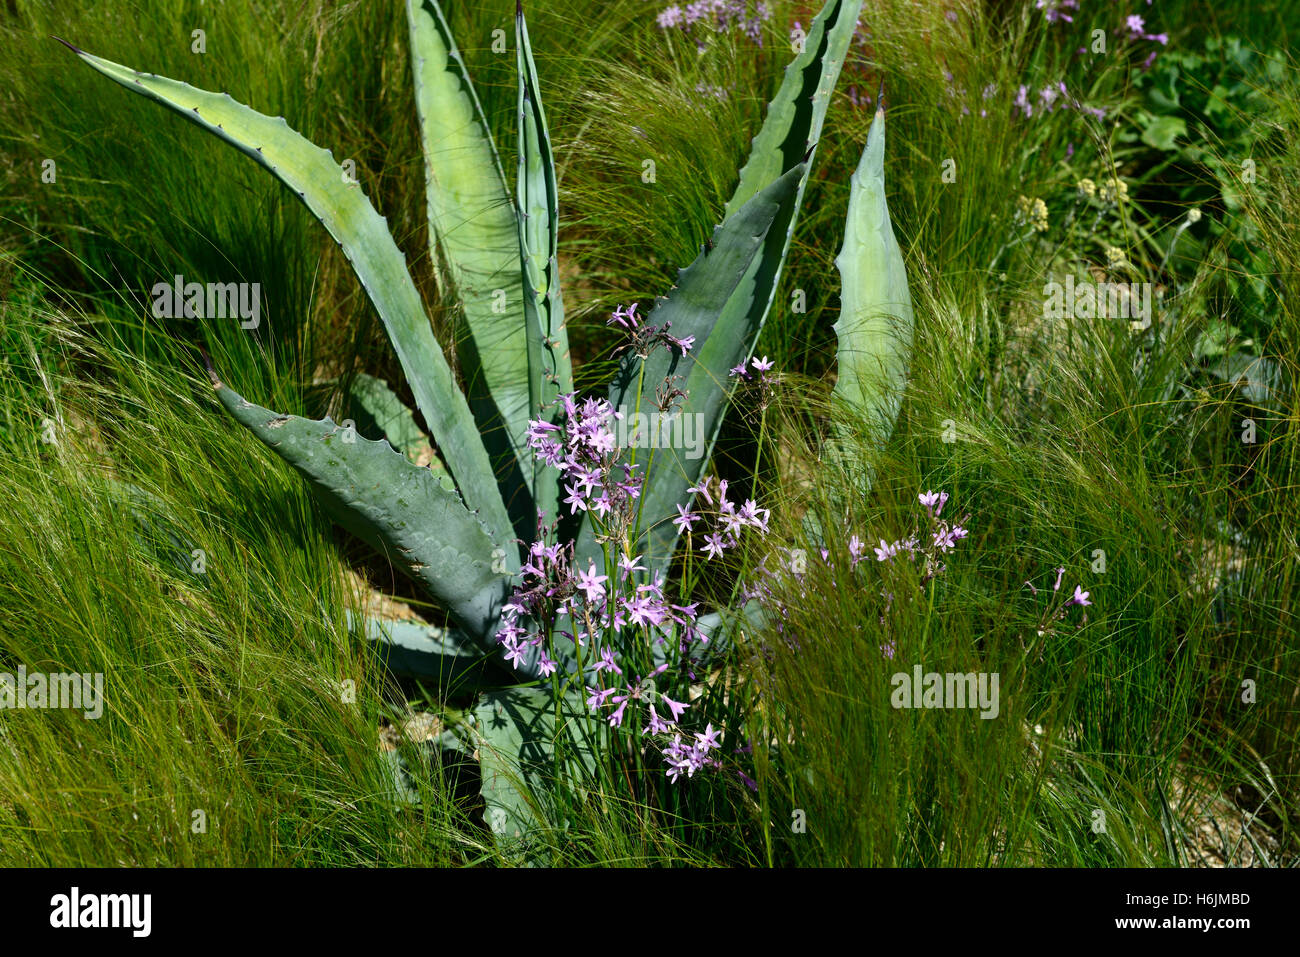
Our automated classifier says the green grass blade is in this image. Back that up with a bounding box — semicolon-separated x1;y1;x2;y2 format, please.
61;40;512;544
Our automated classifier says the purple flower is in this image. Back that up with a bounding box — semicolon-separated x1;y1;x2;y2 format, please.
657;5;684;29
1014;85;1033;117
661;693;689;721
608;695;629;728
1126;14;1145;35
695;723;722;752
646;704;672;734
918;490;948;516
700;531;726;561
673;503;699;533
1053;566;1065;592
751;355;774;373
586;685;616;710
563;482;588;515
686;478;714;506
1071;585;1091;607
575;562;608;602
608;302;641;330
592;647;623;676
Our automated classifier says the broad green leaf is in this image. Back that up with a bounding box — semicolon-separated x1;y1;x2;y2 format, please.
576;165;806;571
827;105;914;484
516;3;572;527
206;367;527;658
473;685;603;858
407;0;538;524
62;40;512;545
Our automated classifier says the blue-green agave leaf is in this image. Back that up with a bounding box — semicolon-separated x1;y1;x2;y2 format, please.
348;612;516;691
61;40;513;544
516;2;572;527
206;366;524;656
827;103;913;482
472;685;603;857
343;372;438;468
579;164;806;571
407;0;540;525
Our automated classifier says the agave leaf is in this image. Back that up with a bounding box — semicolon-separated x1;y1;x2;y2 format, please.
347;611;517;691
707;0;865;405
826;104;913;483
61;40;512;545
473;685;603;857
577;164;806;571
205;366;529;663
726;0;863;217
344;372;438;468
581;0;863;576
516;2;572;528
407;0;538;524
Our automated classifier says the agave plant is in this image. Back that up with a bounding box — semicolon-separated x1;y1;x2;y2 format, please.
62;0;913;852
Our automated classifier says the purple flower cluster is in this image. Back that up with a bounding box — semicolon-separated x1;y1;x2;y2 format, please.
656;1;773;48
499;389;746;783
1024;565;1093;639
607;302;694;360
1036;0;1078;23
873;490;971;574
677;474;772;562
662;722;723;782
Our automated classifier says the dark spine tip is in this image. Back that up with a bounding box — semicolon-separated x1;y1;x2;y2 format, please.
51;36;85;55
803;142;817;164
198;345;222;389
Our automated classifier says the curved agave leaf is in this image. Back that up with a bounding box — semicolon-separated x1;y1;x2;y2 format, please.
578;164;806;571
61;40;512;545
348;612;516;692
473;685;603;858
407;0;539;529
205;364;527;660
725;0;863;217
581;0;863;577
827;103;913;483
516;1;572;527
